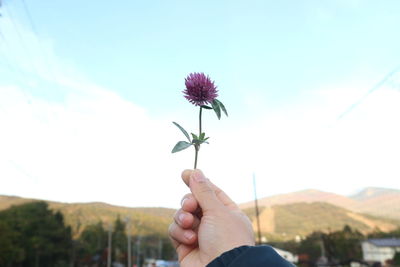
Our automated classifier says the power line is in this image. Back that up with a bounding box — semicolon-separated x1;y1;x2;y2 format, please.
0;26;35;105
2;3;40;77
19;0;57;81
0;27;30;82
8;159;39;182
19;0;38;34
337;66;400;120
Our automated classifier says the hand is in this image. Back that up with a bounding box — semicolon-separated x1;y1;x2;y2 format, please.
169;169;255;267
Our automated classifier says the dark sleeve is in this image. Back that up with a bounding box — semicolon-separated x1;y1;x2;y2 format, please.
206;245;296;267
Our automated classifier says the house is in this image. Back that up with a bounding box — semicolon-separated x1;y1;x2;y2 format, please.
361;238;400;265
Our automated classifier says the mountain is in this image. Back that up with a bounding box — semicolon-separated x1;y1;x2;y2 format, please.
0;195;175;238
2;187;400;242
349;187;400;220
240;189;358;210
242;202;400;241
240;187;400;220
350;187;400;201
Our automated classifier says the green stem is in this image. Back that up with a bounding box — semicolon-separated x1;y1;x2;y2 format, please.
194;147;198;169
194;106;203;169
199;106;202;136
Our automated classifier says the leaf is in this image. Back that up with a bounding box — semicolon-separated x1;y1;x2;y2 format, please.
192;136;209;145
171;141;192;153
199;132;205;140
201;105;213;110
172;122;191;142
191;133;199;140
211;100;221;120
215;99;228;117
192;139;201;145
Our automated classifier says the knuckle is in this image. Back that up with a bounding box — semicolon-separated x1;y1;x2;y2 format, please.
197;185;214;195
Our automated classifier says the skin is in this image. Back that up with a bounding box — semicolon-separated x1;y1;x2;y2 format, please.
169;169;255;267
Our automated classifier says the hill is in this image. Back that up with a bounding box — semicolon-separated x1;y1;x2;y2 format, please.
240;187;400;220
2;189;400;242
350;187;400;220
0;195;175;238
243;202;400;241
240;189;358;210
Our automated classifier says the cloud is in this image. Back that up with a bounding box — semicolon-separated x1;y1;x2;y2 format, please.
1;72;398;208
0;3;399;209
0;8;191;207
210;82;400;202
0;82;194;207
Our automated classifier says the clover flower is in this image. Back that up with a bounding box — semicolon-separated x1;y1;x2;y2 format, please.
183;72;218;106
172;72;228;169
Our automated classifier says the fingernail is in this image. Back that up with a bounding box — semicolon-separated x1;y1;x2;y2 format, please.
184;231;194;240
193;171;206;183
181;198;187;207
178;213;186;223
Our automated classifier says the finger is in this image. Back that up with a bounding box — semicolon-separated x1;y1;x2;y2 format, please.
169;236;196;263
181;193;199;213
174;210;196;229
182;169;238;210
181;169;192;187
168;222;197;245
187;169;224;212
174;208;201;230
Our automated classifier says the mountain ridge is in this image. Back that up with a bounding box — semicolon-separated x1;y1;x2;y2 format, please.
1;187;399;241
240;187;400;220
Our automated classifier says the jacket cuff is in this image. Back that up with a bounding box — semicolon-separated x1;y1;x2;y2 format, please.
206;246;250;267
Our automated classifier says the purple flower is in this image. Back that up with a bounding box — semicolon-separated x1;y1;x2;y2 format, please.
183;72;218;106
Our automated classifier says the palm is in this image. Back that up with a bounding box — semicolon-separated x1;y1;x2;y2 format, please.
180;248;203;267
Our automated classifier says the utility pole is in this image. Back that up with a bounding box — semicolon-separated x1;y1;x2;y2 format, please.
136;236;141;267
107;223;112;267
125;217;132;267
158;238;163;259
253;173;262;245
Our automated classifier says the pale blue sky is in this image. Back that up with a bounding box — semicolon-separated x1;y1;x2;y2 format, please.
0;0;399;207
3;0;400;111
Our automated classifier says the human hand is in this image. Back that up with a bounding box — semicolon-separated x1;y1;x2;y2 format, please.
169;169;255;267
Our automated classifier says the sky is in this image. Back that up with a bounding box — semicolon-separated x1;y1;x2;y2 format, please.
0;0;399;208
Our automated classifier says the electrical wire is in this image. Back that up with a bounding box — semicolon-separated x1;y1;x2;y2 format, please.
337;66;400;120
19;0;57;81
2;3;40;77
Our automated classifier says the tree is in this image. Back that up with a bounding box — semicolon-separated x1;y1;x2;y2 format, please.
323;225;363;263
0;220;23;266
0;201;72;267
297;231;324;263
113;216;127;263
393;252;400;266
77;221;107;265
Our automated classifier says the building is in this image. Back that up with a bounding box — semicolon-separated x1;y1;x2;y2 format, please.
361;238;400;265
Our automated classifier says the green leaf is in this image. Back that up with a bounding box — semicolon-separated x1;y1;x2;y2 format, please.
199;132;205;140
201;105;213;110
191;133;199;140
172;122;191;142
171;141;192;153
192;139;201;145
211;99;221;120
192;136;209;145
215;99;228;117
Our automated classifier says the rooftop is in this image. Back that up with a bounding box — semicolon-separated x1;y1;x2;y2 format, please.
366;238;400;247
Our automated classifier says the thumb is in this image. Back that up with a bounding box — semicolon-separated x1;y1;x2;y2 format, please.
189;170;223;212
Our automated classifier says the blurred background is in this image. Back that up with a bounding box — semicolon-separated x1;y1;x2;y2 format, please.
0;0;399;266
